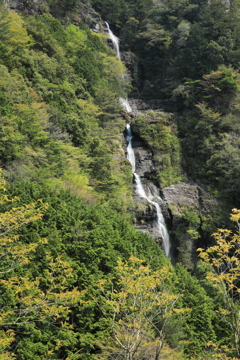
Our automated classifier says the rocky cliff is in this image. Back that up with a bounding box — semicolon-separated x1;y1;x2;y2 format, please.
4;0;104;31
125;101;218;266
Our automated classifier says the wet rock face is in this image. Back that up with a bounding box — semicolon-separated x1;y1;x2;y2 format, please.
162;182;218;267
162;183;206;214
162;182;216;220
128;99;151;114
132;139;154;177
132;198;163;244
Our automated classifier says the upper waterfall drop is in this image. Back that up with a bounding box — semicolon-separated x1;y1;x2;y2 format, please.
105;21;121;60
105;22;132;113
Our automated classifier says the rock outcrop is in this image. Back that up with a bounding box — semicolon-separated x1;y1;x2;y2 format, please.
4;0;45;13
162;182;212;215
72;0;104;31
162;182;218;267
4;0;105;32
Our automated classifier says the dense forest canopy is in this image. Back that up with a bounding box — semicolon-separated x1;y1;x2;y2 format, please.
1;0;240;358
93;0;240;206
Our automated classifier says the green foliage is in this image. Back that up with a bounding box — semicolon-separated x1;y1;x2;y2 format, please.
175;264;216;357
92;256;188;359
183;209;201;227
90;0;151;30
0;171;82;359
0;6;31;64
0;176;169;358
132;112;182;186
2;0;240;358
176;65;240;203
198;209;240;357
49;0;78;18
0;7;131;201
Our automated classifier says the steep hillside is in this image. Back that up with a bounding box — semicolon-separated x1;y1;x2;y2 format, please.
1;0;240;359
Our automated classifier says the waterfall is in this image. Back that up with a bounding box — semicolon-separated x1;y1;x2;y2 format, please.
119;97;132;113
106;23;171;258
105;22;132;113
126;124;136;172
105;21;121;60
126;125;171;258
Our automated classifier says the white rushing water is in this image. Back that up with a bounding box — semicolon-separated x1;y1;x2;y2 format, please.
105;21;121;60
126;124;136;172
106;22;170;258
105;22;132;113
126;125;171;258
119;97;132;113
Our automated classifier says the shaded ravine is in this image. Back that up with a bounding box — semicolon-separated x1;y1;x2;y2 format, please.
105;23;171;258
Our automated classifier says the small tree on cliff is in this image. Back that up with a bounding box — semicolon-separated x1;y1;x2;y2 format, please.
93;255;190;360
198;209;240;358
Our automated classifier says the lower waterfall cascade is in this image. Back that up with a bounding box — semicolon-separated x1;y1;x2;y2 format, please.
126;125;171;258
106;22;171;258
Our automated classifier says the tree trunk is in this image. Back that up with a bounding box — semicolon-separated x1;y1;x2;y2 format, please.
155;339;163;360
127;351;133;360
